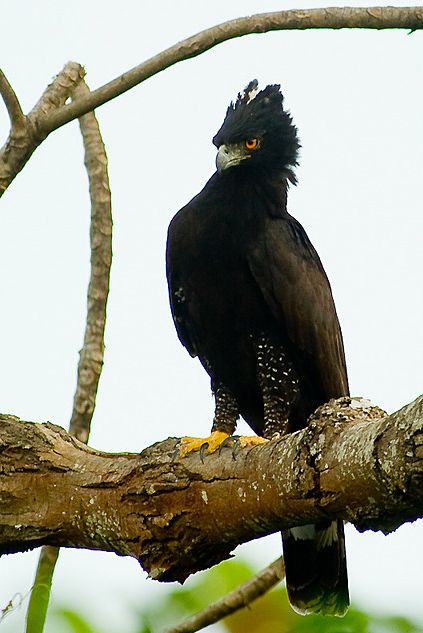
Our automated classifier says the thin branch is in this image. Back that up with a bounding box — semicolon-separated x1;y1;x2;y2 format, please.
163;557;285;633
42;6;423;133
68;80;112;442
0;69;25;133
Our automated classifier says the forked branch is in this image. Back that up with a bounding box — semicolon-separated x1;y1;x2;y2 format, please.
0;62;84;194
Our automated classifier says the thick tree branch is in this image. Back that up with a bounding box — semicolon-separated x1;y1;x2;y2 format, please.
0;396;421;583
1;7;422;197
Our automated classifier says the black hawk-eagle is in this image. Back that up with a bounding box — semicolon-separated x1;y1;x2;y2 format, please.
166;80;349;616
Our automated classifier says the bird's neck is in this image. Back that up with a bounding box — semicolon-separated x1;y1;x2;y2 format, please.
246;173;290;218
211;169;292;219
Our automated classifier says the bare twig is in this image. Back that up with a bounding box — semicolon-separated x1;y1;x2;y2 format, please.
68;80;112;442
162;558;285;633
0;69;25;133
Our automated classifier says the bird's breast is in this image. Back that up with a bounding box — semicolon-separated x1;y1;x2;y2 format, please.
182;207;270;339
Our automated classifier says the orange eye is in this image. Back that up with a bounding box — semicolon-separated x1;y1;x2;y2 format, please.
245;138;258;151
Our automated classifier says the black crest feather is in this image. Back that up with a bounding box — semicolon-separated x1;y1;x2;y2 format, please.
213;80;300;178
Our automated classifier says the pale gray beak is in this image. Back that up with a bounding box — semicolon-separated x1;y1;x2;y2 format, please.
216;144;249;172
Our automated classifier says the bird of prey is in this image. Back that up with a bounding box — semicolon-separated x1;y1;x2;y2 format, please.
166;80;349;616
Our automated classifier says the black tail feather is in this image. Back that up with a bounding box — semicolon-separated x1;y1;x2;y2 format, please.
282;519;349;616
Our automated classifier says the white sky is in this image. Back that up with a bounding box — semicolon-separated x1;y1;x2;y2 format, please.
0;1;422;632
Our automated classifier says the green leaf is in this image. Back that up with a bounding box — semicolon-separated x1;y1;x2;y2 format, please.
51;608;99;633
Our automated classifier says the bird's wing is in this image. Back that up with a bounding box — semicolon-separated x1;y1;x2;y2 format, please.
166;213;198;358
167;278;198;358
247;215;349;398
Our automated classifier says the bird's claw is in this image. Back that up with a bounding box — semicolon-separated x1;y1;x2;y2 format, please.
218;434;268;459
179;430;230;458
178;431;267;460
217;434;240;460
218;434;235;453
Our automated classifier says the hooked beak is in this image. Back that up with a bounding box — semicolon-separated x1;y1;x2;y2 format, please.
216;144;249;172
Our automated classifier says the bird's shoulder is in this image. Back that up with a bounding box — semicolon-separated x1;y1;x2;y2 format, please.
250;211;328;280
167;173;222;230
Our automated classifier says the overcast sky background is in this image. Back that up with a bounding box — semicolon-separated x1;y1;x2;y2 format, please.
0;1;422;632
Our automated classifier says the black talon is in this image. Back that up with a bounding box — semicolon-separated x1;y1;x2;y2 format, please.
230;435;242;460
218;435;235;455
199;442;209;463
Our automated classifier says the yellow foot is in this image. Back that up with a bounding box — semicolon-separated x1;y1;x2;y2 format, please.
180;430;229;457
237;435;269;448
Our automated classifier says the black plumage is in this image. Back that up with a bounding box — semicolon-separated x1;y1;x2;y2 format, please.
166;80;349;616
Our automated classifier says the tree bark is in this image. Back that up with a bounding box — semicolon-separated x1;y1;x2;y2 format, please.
1;396;422;584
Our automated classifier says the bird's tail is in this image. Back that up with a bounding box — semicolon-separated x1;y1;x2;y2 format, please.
281;519;349;616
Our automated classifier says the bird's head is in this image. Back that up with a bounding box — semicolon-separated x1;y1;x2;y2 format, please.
213;80;299;182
